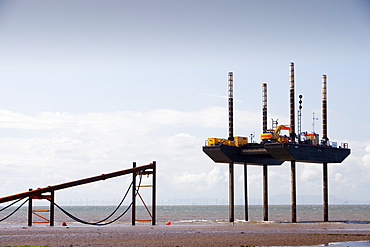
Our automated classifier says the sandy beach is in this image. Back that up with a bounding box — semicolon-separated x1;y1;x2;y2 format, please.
1;222;369;247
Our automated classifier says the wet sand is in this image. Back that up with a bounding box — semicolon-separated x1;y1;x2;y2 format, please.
1;222;370;246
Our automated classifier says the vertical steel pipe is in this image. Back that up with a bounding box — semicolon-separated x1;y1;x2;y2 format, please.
289;62;296;142
290;62;297;223
244;162;248;221
323;162;328;221
50;189;55;226
132;162;136;225
262;83;268;133
322;75;329;221
28;188;33;226
152;161;156;225
228;72;234;141
227;72;235;222
262;82;268;221
229;162;234;222
263;165;268;221
322;75;328;145
291;161;297;222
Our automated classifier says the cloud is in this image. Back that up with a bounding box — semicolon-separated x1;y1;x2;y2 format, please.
196;92;243;103
333;172;348;183
362;143;370;165
300;164;321;182
172;166;226;191
0;107;229;200
0;108;369;204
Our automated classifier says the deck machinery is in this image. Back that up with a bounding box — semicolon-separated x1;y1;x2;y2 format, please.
202;63;350;222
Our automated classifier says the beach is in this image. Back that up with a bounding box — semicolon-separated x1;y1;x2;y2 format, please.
1;222;370;247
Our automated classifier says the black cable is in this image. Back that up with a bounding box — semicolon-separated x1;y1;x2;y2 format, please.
0;197;25;212
55;174;143;226
93;181;133;223
51;174;143;226
0;198;29;222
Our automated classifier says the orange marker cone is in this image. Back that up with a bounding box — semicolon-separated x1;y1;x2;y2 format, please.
166;221;171;225
62;222;67;226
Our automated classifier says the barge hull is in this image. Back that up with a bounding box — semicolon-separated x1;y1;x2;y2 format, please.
202;144;284;165
264;143;351;163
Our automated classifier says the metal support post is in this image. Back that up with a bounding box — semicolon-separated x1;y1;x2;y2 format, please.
244;162;248;221
289;62;297;223
152;161;156;225
227;71;234;223
323;162;328;222
262;82;268;222
289;62;296;142
229;162;234;222
228;72;234;141
262;83;268;134
50;189;55;226
322;75;328;145
28;188;33;226
291;161;297;222
132;162;136;225
263;165;268;221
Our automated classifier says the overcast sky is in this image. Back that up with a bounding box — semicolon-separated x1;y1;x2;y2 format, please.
0;0;369;210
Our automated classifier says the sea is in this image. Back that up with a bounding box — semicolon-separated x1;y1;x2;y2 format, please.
1;203;370;246
1;203;369;226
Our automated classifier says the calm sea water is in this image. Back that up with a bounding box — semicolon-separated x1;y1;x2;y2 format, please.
1;204;369;226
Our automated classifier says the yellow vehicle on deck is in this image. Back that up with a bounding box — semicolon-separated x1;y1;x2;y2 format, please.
207;136;248;147
261;125;290;143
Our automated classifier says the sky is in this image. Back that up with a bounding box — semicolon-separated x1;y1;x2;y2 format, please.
0;0;370;210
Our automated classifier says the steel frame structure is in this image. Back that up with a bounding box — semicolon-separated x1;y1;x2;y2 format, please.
0;162;156;226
